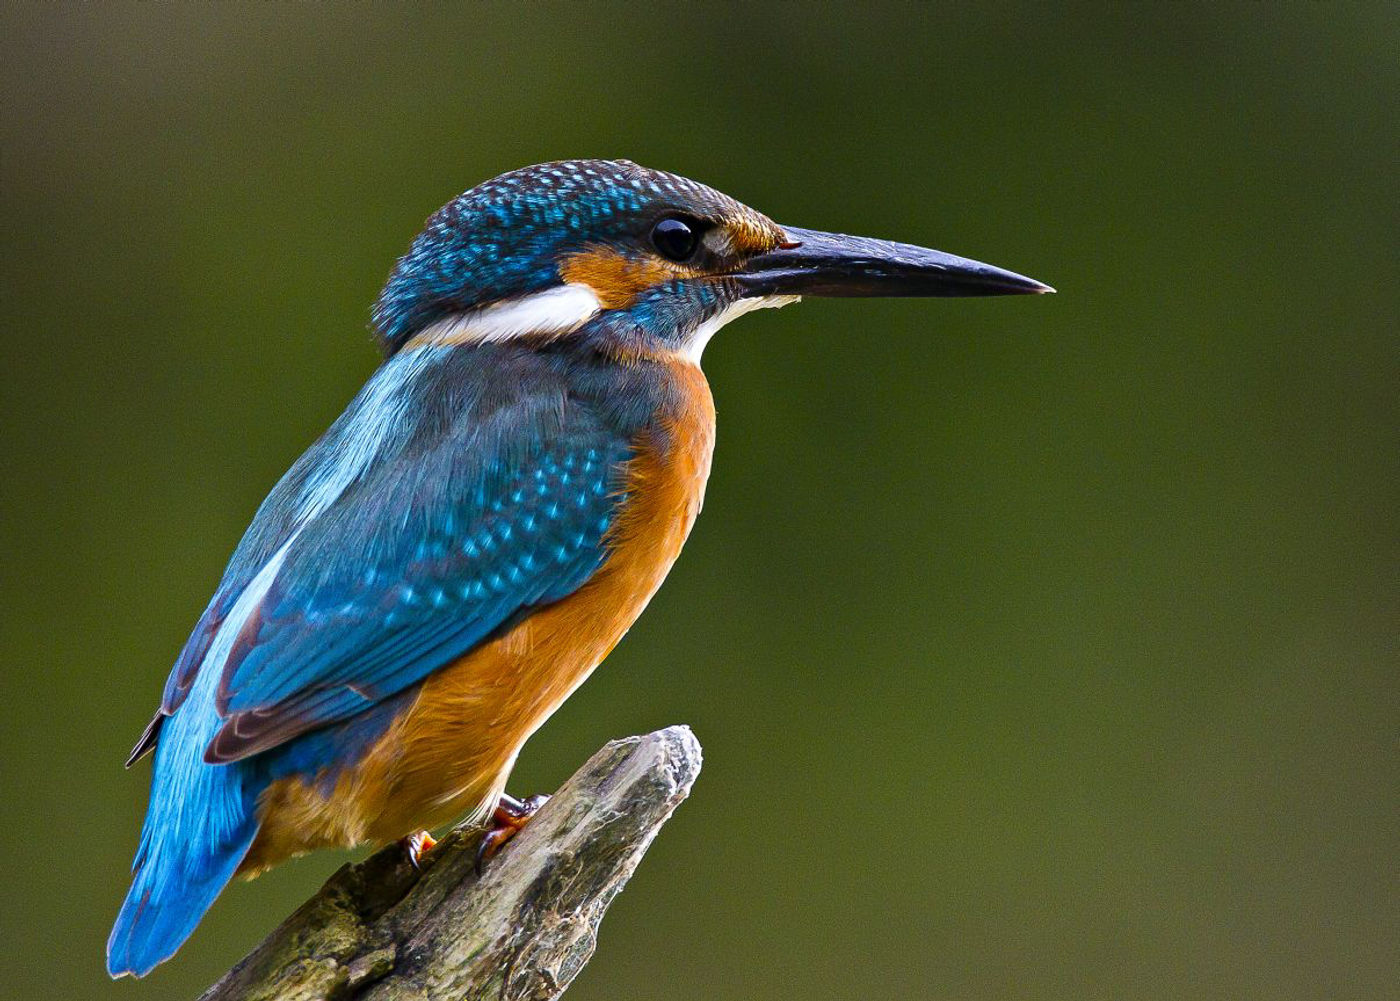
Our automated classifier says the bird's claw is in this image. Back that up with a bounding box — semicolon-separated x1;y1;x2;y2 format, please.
474;792;550;875
400;829;438;870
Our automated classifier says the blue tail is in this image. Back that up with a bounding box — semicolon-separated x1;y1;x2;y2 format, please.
108;695;262;977
106;821;256;978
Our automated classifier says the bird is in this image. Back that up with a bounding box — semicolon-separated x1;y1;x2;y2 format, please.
107;158;1051;978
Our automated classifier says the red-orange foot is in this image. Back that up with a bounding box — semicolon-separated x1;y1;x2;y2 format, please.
475;792;550;874
400;829;438;870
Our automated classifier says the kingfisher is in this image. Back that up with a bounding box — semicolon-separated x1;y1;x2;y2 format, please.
107;159;1050;978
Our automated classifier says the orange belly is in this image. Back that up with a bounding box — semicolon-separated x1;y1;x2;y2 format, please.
242;362;714;873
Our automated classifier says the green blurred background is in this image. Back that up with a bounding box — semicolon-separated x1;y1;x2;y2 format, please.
2;4;1394;999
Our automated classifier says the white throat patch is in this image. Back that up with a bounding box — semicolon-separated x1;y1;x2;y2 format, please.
680;295;800;365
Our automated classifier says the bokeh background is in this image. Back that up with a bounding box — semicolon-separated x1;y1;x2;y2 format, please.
2;4;1394;999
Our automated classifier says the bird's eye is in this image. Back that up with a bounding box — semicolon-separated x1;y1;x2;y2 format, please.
650;216;701;262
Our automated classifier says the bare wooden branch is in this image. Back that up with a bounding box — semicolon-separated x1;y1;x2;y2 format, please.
198;725;703;1001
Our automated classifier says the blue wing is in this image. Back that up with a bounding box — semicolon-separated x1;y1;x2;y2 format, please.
127;344;650;766
206;424;631;762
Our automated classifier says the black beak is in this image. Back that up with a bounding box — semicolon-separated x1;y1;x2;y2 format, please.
735;226;1053;298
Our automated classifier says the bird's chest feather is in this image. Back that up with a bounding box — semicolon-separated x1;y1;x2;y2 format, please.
247;360;715;862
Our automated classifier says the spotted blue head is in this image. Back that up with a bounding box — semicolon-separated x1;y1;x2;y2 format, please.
372;159;1051;362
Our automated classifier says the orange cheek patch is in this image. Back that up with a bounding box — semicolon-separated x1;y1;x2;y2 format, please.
559;246;688;309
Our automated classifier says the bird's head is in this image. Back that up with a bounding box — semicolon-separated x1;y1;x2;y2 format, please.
372;159;1050;361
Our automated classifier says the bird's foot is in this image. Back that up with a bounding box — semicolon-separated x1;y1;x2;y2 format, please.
400;829;438;871
475;792;550;874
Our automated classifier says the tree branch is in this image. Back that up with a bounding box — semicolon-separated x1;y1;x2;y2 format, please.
198;725;703;1001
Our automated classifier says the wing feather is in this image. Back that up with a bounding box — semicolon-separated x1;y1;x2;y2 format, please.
204;426;631;762
130;344;655;768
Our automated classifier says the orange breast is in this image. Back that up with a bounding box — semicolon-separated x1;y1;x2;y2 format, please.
244;360;716;872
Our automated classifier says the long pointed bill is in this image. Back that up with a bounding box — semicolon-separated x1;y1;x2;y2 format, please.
735;226;1053;298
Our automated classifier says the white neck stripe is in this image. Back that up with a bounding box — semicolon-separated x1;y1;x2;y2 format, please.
404;284;799;366
407;283;603;349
